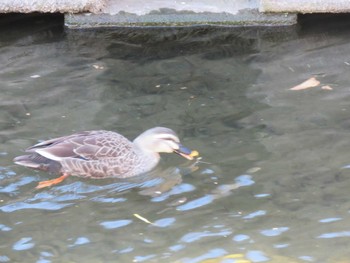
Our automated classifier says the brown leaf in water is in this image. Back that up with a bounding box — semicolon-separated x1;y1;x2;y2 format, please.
289;77;320;90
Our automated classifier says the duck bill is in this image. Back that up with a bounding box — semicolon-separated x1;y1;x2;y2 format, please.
174;144;196;160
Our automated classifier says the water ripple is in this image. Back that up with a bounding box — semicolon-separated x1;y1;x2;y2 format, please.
180;229;232;243
91;196;127;203
68;237;90;247
246;250;270;262
176;195;214;211
0;176;36;194
180;248;227;263
260;227;289;237
151;183;195;202
317;231;350;239
153;217;176;228
0;201;73;212
12;237;35;251
318;217;342;223
0;256;10;262
0;224;12;232
243;210;267;219
133;254;156;262
100;219;132;230
232;234;250;242
235;174;255;186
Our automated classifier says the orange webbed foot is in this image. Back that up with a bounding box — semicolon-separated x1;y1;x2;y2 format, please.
36;174;69;189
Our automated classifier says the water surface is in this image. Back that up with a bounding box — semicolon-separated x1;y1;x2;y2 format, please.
1;14;350;262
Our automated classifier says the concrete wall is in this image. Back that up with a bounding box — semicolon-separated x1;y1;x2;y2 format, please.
260;0;350;13
0;0;106;13
2;0;350;28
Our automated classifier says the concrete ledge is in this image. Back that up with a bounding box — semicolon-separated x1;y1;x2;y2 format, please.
0;0;298;28
65;0;297;28
260;0;350;13
65;10;296;28
0;0;106;13
2;0;350;28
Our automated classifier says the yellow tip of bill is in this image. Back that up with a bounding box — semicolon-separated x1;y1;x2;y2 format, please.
190;150;199;158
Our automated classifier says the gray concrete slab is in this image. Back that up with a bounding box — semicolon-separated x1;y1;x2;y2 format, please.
65;0;297;28
2;0;350;28
102;0;257;15
260;0;350;13
0;0;106;13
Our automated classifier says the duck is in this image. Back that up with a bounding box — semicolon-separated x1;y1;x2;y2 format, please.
13;127;198;189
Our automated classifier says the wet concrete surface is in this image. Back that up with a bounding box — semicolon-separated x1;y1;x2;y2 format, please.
65;0;297;28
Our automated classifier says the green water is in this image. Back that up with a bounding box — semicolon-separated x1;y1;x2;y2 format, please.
1;14;350;262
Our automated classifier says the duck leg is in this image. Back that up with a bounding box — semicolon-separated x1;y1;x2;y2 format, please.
36;173;70;189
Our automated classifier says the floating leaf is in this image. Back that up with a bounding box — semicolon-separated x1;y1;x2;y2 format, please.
289;77;320;90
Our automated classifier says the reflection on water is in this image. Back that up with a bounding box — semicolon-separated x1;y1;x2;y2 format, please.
2;14;350;262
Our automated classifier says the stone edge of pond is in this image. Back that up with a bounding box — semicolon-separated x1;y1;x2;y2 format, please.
64;9;297;29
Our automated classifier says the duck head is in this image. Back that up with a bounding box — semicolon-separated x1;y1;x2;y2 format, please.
133;127;198;160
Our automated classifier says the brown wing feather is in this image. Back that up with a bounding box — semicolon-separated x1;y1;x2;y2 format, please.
74;132;134;160
26;131;104;151
27;130;134;161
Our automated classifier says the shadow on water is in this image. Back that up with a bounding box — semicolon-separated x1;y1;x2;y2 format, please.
3;13;350;263
0;13;64;45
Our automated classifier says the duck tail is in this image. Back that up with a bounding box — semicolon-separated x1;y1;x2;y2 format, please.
14;155;42;169
13;154;61;173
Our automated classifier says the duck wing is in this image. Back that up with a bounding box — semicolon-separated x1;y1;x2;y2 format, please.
27;130;133;161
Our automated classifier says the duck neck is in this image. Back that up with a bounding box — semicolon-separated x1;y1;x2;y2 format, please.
133;143;161;172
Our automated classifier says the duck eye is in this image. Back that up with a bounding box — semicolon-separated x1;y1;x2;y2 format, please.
161;137;179;143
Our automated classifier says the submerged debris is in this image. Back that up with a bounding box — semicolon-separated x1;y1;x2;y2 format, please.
92;64;104;70
321;85;333;90
133;213;154;225
246;167;261;174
